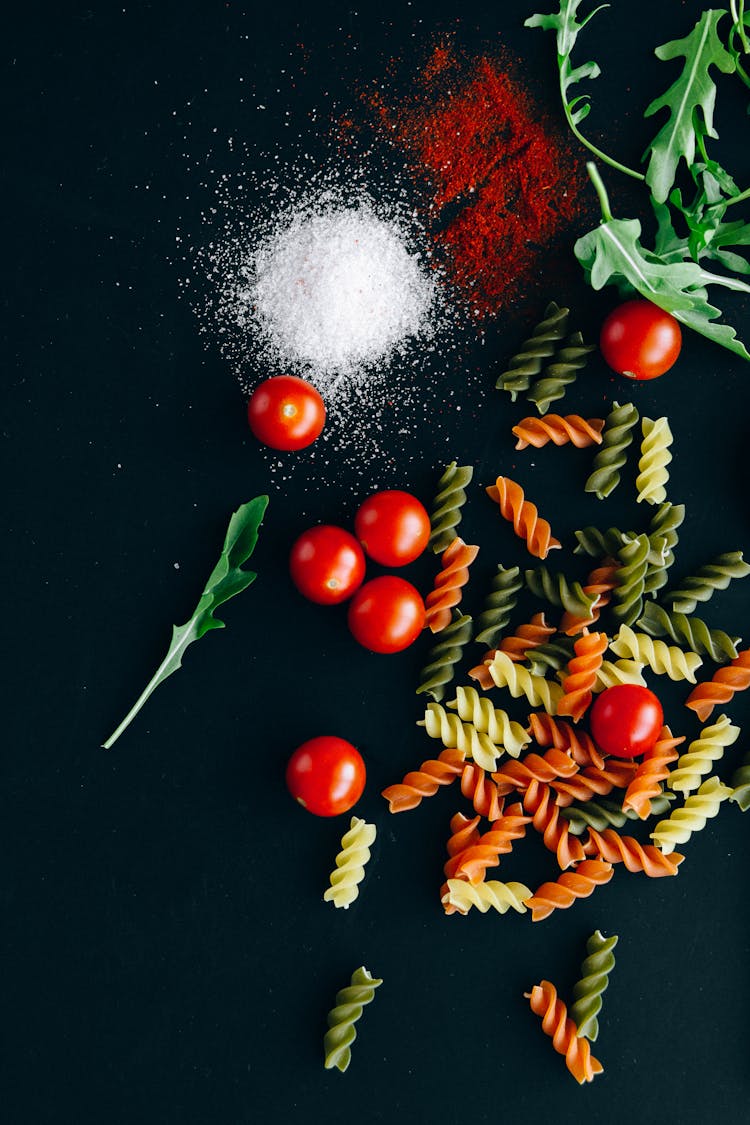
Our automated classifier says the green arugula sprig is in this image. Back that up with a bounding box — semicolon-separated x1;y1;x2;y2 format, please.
103;495;269;749
528;2;750;360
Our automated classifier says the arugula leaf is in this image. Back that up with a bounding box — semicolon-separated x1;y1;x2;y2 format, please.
102;495;269;749
644;9;736;203
575;165;750;361
525;1;644;180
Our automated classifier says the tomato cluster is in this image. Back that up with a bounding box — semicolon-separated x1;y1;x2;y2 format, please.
289;489;430;655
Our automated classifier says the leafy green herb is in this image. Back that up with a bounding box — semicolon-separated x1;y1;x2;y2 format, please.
643;9;735;203
729;0;750;87
576;164;750;361
102;495;269;749
524;1;644;181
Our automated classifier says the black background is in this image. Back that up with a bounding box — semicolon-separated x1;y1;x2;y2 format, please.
5;2;750;1123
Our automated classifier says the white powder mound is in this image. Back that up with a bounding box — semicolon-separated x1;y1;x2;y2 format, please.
231;196;439;383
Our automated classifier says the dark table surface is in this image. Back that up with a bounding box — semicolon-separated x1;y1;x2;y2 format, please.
5;2;750;1123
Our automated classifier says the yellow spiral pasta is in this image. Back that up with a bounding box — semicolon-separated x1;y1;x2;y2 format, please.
487;651;563;713
441;877;532;915
447;686;531;758
667;714;741;795
418;702;503;772
323;817;377;910
610;625;703;682
592;659;647;691
650;775;733;852
636;416;673;505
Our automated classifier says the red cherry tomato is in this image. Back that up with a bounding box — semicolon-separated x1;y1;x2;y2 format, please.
285;735;366;817
289;525;365;605
347;575;425;653
354;490;431;567
600;299;682;380
247;375;325;450
589;684;664;758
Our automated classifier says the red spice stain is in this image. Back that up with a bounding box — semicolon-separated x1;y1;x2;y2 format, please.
364;41;586;316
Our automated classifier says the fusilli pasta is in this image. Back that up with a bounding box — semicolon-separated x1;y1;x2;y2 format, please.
663;551;750;615
512;413;604;449
667;714;740;795
324;817;377;909
525;565;598;618
622;725;685;819
650;775;733;852
569;930;618;1043
323;966;383;1073
473;564;523;646
486;477;561;559
584;827;684;877
460;763;503;821
637;601;740;663
610;624;702;682
525;860;614;922
525;980;604;1084
453;802;531;883
419;702;504;772
584;400;639;500
428;461;474;554
730;753;750;812
441;877;532;915
487;651;563;713
424;537;479;633
526;331;595;414
522;779;586;869
416;612;473;702
381;748;466;813
684;649;750;721
557;630;607;722
635;416;673;505
495;300;570;400
447;686;530;757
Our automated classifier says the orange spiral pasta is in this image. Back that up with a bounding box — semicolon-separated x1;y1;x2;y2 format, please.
583;827;685;877
525;980;604;1084
453;802;532;883
381;748;466;813
460;762;503;821
684;649;750;722
557;630;608;722
621;725;684;819
424;537;480;633
512;414;605;450
522;780;586;869
485;476;561;559
491;748;579;795
551;759;637;807
559;560;620;635
525;860;614;922
526;712;605;770
469;613;555;687
443;812;482;879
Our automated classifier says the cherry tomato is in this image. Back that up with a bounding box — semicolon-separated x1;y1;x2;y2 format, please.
600;299;682;380
589;684;664;758
289;525;366;605
247;375;325;450
347;575;425;653
354;490;431;567
285;735;366;816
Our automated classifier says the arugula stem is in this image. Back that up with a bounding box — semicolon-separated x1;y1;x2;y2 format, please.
586;162;614;221
732;0;750;54
101;641;188;749
564;85;645;183
723;184;750;209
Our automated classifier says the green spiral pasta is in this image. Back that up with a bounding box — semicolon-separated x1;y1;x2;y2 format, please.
526;636;576;677
525;566;598;619
562;793;675;835
416;612;473;702
526;331;596;415
650;776;733;852
730;752;750;812
495;301;570;400
323;966;383;1073
446;686;530;757
474;565;523;646
636;601;740;664
585;401;639;500
428;461;474;554
569;930;619;1042
610;625;702;682
573;525;628;559
644;502;685;595
612;533;650;626
636;416;673;505
667;715;740;795
662;552;750;615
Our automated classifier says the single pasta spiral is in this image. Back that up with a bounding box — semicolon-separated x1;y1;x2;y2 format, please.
685;649;750;721
526;712;604;769
585;400;639;500
487;651;563;713
664;551;750;615
569;930;618;1043
486;477;561;559
562;793;676;835
491;747;579;795
323;966;383;1073
644;502;685;594
584;827;684;877
612;533;650;626
443;812;482;879
453;802;531;883
512;413;604;449
425;537;479;633
622;725;685;819
495;300;570;400
667;714;740;795
610;624;702;682
525;980;604;1084
525;636;575;677
441;877;532;915
525;860;614;922
525;565;597;618
636;415;673;504
381;748;466;813
551;759;636;807
419;702;503;772
637;601;740;664
416;612;473;702
557;630;608;722
574;525;628;558
460;763;503;821
473;564;523;646
730;752;750;812
324;817;377;909
521;779;585;869
526;331;595;415
469;614;555;688
593;659;647;691
429;461;474;554
447;686;530;757
651;775;733;852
